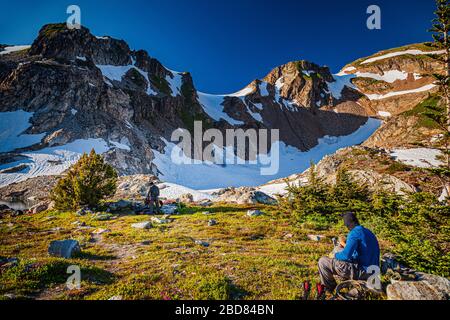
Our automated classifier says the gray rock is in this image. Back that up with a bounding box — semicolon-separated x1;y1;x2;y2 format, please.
194;240;210;247
208;219;218;226
151;217;171;224
160;204;178;215
387;281;448;300
76;208;93;216
108;200;132;211
247;210;264;217
30;202;49;214
131;221;152;229
415;273;450;298
197;199;213;207
178;193;194;203
48;240;81;258
307;234;326;242
92;213;114;221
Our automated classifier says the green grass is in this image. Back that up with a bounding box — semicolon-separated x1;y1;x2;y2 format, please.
150;75;172;96
403;95;443;129
41;23;68;38
0;204;345;300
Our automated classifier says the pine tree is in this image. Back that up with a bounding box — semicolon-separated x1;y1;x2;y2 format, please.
427;0;450;202
51;149;118;210
430;0;450;132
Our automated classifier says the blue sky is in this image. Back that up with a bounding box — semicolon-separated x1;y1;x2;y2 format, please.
0;0;437;94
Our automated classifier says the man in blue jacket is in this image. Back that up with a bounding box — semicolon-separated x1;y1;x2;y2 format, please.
318;212;380;292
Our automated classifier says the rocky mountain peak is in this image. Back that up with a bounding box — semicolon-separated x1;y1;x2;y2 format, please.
262;60;333;108
29;23;132;65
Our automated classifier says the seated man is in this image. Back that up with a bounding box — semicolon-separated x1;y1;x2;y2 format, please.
318;212;380;293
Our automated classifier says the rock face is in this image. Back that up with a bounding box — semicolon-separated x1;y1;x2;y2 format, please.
387;276;450;300
48;240;80;258
213;187;277;205
131;221;152;229
338;43;444;117
0;22;375;184
382;253;450;300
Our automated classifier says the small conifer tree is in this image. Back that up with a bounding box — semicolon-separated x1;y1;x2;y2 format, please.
51;149;118;210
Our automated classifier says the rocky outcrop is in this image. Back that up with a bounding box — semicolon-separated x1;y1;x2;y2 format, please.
212;187;277;205
338;43;444;117
0;24;444;189
382;253;450;300
48;240;80;258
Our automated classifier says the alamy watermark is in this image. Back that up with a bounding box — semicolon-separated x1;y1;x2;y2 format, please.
66;265;81;290
367;5;381;30
67;5;81;30
170;121;280;176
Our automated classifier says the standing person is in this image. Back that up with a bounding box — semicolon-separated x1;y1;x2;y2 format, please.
146;182;161;214
318;212;380;293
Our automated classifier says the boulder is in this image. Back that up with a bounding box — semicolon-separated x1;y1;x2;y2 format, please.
30;202;49;214
131;221;152;229
151;217;172;224
208;219;218;226
247;210;264;217
213;187;277;205
92;213;114;221
160;204;178;215
107;200;133;211
48;240;81;258
178;193;194;203
197;199;213;207
307;234;326;242
194;240;210;247
386;280;448;300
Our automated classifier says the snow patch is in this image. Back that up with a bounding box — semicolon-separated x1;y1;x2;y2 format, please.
0;110;46;153
327;74;356;100
378;111;391;117
197;92;245;126
0;45;31;55
0;139;112;187
356;70;409;83
152;118;381;189
361;49;445;65
366;84;436;100
259;82;270;96
96;61;157;96
158;182;213;201
390;148;444;168
109;138;131;151
165;71;183;97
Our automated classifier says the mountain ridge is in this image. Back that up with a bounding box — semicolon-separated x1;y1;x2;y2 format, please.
0;23;444;190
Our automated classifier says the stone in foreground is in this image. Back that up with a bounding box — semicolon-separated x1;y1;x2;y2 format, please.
247;210;264;217
48;240;80;258
131;221;153;229
386;279;449;300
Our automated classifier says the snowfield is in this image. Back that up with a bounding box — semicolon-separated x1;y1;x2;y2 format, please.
0;110;46;153
158;182;213;201
366;84;436;100
360;49;445;65
0;45;31;55
390;148;445;168
326;73;356;100
197;92;245;126
355;70;409;83
152;118;381;189
0;138;119;188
